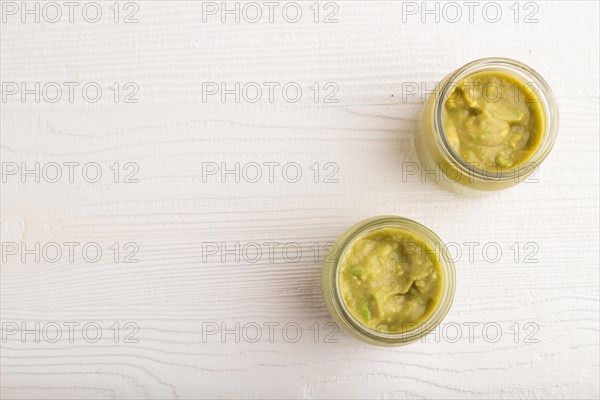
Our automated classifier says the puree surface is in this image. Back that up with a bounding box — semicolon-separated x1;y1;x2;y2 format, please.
339;227;442;333
442;71;545;170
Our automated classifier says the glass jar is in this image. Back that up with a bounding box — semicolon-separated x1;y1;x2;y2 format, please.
414;57;559;192
322;216;456;346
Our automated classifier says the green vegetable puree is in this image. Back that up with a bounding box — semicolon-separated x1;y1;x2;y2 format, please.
339;228;442;333
443;71;545;171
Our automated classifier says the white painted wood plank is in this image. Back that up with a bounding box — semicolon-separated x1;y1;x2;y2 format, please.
1;1;598;398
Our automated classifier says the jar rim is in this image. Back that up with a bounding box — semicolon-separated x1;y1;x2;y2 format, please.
433;57;559;182
327;216;456;345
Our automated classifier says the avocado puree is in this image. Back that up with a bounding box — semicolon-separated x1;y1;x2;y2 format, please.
443;71;545;170
339;228;442;333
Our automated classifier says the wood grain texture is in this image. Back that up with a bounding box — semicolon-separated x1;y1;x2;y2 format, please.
1;1;599;399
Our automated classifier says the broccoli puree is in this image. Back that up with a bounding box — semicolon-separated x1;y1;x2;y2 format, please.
339;227;442;333
443;71;545;171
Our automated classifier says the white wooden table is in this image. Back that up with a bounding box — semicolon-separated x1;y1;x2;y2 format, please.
1;1;598;398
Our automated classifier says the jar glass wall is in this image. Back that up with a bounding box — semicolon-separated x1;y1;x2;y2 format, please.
415;58;559;192
322;216;456;346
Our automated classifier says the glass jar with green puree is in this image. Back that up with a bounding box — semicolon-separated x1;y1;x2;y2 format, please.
322;216;455;346
415;58;559;192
